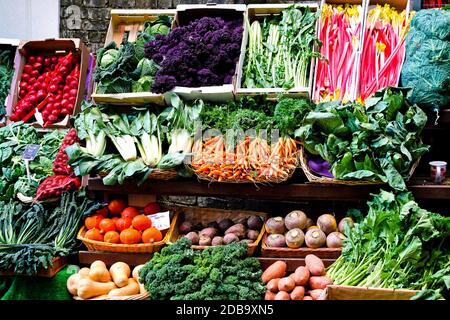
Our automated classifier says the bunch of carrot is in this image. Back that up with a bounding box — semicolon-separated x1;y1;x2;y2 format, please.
191;136;299;183
314;4;363;103
359;4;413;101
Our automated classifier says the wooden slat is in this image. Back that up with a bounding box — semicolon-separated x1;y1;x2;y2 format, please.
87;177;450;201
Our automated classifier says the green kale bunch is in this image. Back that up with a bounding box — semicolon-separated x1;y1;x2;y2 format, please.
139;237;265;300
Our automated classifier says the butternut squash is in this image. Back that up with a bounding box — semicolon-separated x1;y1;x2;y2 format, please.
77;278;116;299
107;278;140;297
78;267;90;277
110;262;131;288
67;274;80;296
132;265;144;281
89;260;111;282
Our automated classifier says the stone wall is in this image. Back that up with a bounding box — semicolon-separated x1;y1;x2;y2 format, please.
60;0;280;53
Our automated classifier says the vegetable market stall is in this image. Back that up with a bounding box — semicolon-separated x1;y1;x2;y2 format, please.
0;2;448;302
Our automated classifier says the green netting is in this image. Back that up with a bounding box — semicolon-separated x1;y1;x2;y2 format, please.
400;8;450;112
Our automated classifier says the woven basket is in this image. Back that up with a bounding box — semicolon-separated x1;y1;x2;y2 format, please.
299;146;420;185
168;207;267;256
73;292;150;300
260;232;342;259
322;285;419;300
77;212;178;253
98;168;178;181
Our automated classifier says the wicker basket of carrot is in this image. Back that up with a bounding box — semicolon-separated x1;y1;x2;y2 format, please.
190;135;300;183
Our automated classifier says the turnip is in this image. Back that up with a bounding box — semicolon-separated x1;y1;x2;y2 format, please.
317;214;337;235
326;231;346;248
266;234;286;247
265;217;286;234
285;210;307;230
285;228;305;248
305;228;326;248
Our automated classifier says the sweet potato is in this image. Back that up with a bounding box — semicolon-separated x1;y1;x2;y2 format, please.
305;254;325;276
303;296;313;300
261;261;287;283
290;286;305;300
293;266;310;286
265;291;276;300
278;277;296;292
309;276;333;290
266;278;280;292
309;289;325;300
225;223;246;239
274;291;290;300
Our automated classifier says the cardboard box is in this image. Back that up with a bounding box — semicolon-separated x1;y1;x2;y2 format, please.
91;9;176;106
169;4;247;103
234;3;320;100
6;38;90;128
313;0;367;102
0;38;20;126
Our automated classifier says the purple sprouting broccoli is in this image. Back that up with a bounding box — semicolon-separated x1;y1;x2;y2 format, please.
144;16;243;93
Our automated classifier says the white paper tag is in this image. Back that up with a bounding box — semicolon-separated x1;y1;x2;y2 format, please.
148;211;171;231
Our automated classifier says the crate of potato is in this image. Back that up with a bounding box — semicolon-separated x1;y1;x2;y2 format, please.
77;199;178;253
261;211;354;259
67;261;148;300
262;254;332;300
169;207;267;256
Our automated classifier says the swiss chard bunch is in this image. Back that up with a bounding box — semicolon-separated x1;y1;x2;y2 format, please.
296;87;429;190
145;16;243;92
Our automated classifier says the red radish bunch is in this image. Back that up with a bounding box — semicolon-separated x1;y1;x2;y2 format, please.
35;175;81;200
53;128;80;175
10;52;80;126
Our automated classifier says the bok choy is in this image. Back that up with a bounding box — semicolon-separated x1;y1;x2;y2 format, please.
131;111;162;167
74;105;108;157
106;114;137;161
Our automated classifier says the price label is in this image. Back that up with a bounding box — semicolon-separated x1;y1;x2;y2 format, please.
22;144;41;160
148;211;171;231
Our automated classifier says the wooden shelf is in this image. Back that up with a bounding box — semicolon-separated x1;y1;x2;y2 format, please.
87;176;450;201
79;251;336;269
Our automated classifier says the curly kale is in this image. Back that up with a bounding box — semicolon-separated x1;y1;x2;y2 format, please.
139;238;265;300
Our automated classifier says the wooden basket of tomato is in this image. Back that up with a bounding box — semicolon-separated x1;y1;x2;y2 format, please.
78;199;178;253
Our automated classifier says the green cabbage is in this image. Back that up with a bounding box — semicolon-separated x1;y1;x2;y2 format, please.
100;49;119;68
132;76;154;93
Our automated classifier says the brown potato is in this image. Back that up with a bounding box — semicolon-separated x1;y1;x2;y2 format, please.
266;278;280;292
278;277;296;292
309;276;333;290
265;291;276;300
305;254;325;276
274;291;290;300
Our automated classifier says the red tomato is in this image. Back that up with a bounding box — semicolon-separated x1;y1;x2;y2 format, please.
144;202;161;215
108;199;127;216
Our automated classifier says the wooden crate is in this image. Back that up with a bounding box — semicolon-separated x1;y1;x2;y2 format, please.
323;285;419;300
313;0;366;103
168;206;267;256
169;4;247;103
261;232;342;259
0;256;68;278
91;9;175;106
235;3;320;100
5;38;90;128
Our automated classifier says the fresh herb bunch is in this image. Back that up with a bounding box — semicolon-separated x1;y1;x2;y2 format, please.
0;48;15;117
139;237;265;300
0;191;103;275
296;87;429;190
327;190;450;300
243;5;321;89
0;122;66;201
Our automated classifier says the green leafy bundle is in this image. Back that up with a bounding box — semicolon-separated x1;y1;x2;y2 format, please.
327;190;450;300
139;238;265;300
243;5;321;89
200;96;312;137
0;48;15;117
0;122;65;201
296;87;429;191
94;16;172;94
0;191;102;275
401;8;450;112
